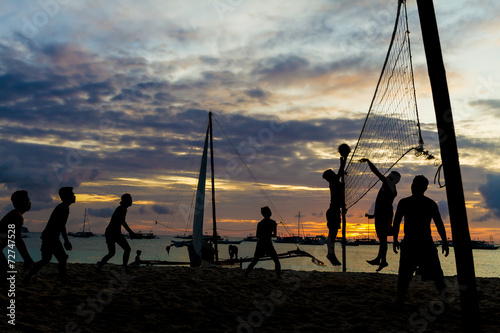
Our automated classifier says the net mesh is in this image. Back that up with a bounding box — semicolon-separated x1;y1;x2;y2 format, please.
345;1;431;209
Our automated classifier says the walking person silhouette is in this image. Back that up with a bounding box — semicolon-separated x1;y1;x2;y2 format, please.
245;206;281;279
96;193;136;272
1;191;34;284
24;187;75;283
392;175;449;305
360;158;400;271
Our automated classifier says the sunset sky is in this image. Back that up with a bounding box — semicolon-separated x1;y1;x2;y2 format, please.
1;0;499;242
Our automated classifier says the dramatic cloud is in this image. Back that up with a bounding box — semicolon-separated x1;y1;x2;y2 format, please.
478;174;500;219
0;1;499;239
88;207;115;218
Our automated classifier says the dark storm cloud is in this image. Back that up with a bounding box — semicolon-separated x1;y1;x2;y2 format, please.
151;205;171;215
244;88;271;101
88;207;114;218
478;174;500;219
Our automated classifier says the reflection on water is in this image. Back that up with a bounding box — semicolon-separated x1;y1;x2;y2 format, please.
9;233;500;278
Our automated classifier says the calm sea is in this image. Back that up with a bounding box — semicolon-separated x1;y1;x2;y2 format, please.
7;232;500;278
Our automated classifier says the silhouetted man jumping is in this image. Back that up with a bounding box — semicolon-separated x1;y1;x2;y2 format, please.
97;193;136;272
1;191;34;284
322;153;347;266
245;206;281;279
24;187;75;283
393;175;449;305
360;158;400;271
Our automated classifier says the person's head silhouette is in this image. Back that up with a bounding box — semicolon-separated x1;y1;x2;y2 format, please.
411;175;428;195
11;190;31;213
120;193;133;207
59;187;75;204
388;171;401;184
261;206;272;218
322;169;336;182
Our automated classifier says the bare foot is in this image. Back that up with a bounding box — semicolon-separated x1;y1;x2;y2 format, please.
327;254;341;266
366;258;380;266
376;261;388;272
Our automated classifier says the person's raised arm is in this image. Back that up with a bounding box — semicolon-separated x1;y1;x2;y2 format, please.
359;158;386;184
338;156;347;179
392;201;404;254
432;202;449;257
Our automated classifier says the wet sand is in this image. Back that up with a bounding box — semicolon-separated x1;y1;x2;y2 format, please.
1;263;498;332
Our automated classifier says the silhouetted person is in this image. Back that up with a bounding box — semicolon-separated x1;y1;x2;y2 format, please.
393;175;449;305
97;193;136;272
1;191;34;283
245;206;281;279
360;158;400;272
322;155;346;266
131;250;141;267
228;244;238;261
24;187;75;283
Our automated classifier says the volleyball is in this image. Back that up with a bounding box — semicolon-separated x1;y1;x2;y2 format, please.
338;143;351;157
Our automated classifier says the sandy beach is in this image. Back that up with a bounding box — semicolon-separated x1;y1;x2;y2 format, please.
1;263;498;332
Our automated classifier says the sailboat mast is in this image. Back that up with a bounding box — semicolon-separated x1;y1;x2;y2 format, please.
83;208;87;232
209;112;219;262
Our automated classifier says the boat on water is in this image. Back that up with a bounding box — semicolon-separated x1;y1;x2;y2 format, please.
471;237;498;250
145;112;324;267
275;211;304;244
242;234;259;242
21;226;29;238
68;208;95;238
355;237;379;245
129;231;158;239
300;235;327;245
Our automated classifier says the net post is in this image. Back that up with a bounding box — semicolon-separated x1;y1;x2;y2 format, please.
416;1;481;331
341;174;347;272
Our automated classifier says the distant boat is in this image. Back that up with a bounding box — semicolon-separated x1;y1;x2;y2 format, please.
175;234;193;239
300;235;327;245
69;208;95;238
127;231;158;239
217;236;242;245
276;211;304;244
242;234;259;242
356;237;379;245
21;226;29;238
471;237;498;250
275;235;303;244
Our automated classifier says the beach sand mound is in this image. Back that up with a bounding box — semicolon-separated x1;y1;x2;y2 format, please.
1;263;498;332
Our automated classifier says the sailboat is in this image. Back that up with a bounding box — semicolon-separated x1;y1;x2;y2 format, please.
147;112;325;267
299;211;327;245
275;211;304;244
69;208;95;238
355;213;379;245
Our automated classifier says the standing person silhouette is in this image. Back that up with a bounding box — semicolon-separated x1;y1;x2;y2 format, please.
360;158;400;272
245;206;281;279
392;175;449;305
322;145;349;266
24;187;75;283
96;193;136;272
1;191;34;283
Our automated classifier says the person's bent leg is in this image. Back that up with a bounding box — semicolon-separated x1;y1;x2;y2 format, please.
116;236;131;267
97;242;116;271
269;247;281;279
53;240;68;280
23;245;52;282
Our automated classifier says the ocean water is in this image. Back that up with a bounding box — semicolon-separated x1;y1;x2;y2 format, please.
6;233;500;278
